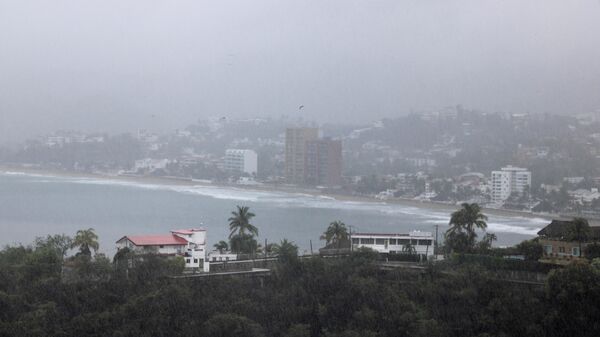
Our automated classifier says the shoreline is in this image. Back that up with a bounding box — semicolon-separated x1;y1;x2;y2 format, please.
0;164;560;223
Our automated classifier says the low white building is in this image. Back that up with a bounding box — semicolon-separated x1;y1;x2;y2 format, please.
208;250;238;262
351;231;435;257
116;228;209;272
224;149;258;176
134;158;172;172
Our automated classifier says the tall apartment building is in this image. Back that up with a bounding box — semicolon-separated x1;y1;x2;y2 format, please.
305;138;343;186
285;128;319;184
224;149;258;176
491;166;532;204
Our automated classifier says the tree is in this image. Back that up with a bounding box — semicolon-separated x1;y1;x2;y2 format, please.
214;241;229;253
516;239;543;261
321;220;349;249
34;234;72;260
202;313;264;337
545;262;600;336
402;242;416;255
71;228;99;257
228;206;258;238
567;217;591;257
584;242;600;260
447;203;488;252
476;233;497;252
229;234;258;255
271;239;299;263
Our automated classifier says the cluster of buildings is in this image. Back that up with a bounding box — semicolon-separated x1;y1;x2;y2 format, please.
116;228;238;272
285;127;343;186
41;131;106;148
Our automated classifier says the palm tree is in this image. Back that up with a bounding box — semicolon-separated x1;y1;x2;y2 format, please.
448;203;488;248
402;242;416;255
568;217;591;257
228;206;258;239
71;228;99;256
271;239;299;262
213;240;229;254
320;220;349;249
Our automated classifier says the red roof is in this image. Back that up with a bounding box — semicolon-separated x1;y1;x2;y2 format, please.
117;234;188;246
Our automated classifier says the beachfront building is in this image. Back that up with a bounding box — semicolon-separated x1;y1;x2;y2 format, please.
116;228;209;272
491;166;531;204
351;231;435;257
224;149;258;176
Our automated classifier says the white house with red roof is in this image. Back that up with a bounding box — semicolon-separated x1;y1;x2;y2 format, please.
116;228;209;272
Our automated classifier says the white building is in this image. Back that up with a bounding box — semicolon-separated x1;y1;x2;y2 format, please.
491;166;532;204
208;251;238;262
134;158;172;172
351;231;435;257
116;228;209;272
224;149;258;176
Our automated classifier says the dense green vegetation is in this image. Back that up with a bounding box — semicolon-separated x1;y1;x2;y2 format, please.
1;232;600;337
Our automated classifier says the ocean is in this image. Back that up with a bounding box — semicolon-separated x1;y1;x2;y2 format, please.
0;171;548;257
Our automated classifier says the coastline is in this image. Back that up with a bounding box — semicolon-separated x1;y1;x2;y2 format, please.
0;164;560;223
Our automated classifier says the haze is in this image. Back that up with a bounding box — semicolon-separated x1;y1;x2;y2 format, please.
1;0;600;143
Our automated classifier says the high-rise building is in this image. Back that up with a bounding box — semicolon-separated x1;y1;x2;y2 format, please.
285;128;319;184
224;149;258;176
285;128;342;186
305;138;343;186
491;166;531;204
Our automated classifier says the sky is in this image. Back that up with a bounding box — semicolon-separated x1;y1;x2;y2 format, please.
1;0;600;143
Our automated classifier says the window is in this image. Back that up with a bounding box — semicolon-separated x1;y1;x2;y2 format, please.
212;257;216;261
360;238;374;245
375;239;385;245
559;246;565;253
544;245;552;254
572;247;580;257
389;239;397;245
398;239;410;245
186;259;191;263
159;245;164;248
411;239;418;245
418;239;431;246
193;259;198;263
352;238;359;244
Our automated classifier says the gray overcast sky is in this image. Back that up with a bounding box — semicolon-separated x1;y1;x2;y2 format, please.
1;0;600;143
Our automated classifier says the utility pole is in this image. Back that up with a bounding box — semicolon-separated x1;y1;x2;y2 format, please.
349;225;353;252
434;224;439;260
310;240;313;255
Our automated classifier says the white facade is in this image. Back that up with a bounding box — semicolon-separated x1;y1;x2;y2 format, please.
351;231;435;256
134;158;172;172
208;251;238;262
224;149;258;176
116;228;210;272
491;166;531;204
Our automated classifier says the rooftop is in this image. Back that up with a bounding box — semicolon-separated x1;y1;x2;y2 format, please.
117;234;189;246
537;220;600;241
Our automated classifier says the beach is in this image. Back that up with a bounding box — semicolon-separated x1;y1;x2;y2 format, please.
0;164;560;222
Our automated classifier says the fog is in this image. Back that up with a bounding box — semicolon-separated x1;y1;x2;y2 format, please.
1;0;600;143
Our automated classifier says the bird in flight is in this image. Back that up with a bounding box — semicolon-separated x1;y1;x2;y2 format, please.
299;105;304;110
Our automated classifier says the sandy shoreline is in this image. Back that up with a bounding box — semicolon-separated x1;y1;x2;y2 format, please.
0;164;560;223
